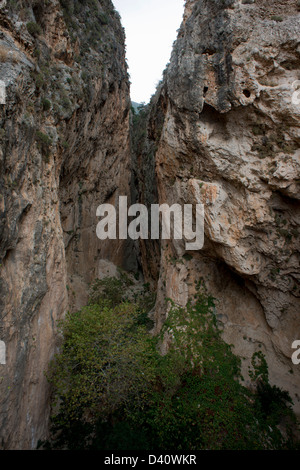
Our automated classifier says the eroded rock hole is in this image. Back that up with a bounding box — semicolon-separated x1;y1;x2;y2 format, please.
243;89;251;98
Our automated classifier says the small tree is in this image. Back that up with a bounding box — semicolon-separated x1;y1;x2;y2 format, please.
46;299;157;449
27;22;42;37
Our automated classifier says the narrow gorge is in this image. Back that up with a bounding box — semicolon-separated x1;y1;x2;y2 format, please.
0;0;299;450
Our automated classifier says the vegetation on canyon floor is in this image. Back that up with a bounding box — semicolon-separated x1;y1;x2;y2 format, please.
42;277;299;451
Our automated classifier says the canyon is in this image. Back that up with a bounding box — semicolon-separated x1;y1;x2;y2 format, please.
0;0;299;449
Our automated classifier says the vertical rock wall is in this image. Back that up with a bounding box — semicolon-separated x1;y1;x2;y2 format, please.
144;0;300;414
0;0;132;449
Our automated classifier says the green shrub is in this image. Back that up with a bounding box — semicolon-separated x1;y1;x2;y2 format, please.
27;22;42;37
81;71;89;82
43;278;299;450
61;140;69;149
35;130;52;161
41;98;51;111
60;92;71;111
45;300;157;450
271;15;283;22
88;272;135;305
31;71;46;90
98;12;109;25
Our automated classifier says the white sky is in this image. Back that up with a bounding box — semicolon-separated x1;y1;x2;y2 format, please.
112;0;185;104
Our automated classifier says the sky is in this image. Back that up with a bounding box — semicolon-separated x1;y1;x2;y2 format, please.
112;0;185;104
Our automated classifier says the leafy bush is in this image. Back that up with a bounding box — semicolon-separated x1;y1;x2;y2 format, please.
27;22;42;37
249;350;297;444
98;12;109;25
88;273;155;316
41;98;51;111
35;130;52;161
271;15;283;22
48;302;157;416
139;282;298;450
61;140;69;149
43;278;299;450
88;274;133;307
31;71;46;90
45;299;157;450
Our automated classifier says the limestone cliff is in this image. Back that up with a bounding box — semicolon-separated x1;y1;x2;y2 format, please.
141;0;300;414
0;0;132;449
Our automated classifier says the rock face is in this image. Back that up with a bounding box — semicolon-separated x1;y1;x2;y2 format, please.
0;0;132;449
142;0;300;413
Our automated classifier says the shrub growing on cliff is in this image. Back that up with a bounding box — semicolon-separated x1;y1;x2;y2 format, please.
138;282;298;450
27;22;42;37
35;130;52;162
44;279;299;450
47;302;156;418
271;15;283;22
41;98;51;111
